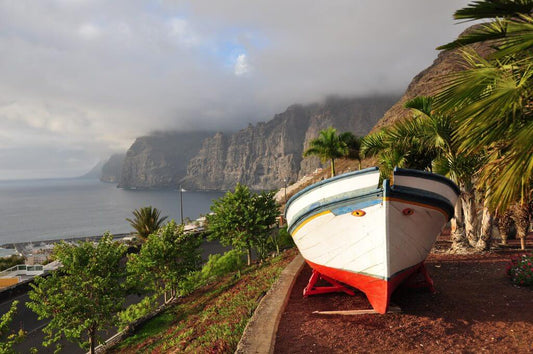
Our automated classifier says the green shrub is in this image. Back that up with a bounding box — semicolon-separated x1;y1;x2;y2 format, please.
179;249;246;295
118;295;159;330
506;253;533;286
277;226;295;250
200;249;246;280
0;255;25;271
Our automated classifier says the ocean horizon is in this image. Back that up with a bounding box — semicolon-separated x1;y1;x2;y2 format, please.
0;178;224;245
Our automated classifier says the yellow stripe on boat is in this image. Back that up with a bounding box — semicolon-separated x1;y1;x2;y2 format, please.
291;210;332;237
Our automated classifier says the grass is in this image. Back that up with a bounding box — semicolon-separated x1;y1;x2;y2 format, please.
110;248;297;353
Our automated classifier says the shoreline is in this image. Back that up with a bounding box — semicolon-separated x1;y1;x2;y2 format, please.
1;233;132;250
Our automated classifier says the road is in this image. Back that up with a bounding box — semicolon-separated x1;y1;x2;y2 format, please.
1;292;143;353
1;240;228;352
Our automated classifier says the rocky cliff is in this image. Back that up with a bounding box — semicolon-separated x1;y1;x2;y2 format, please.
78;160;106;180
118;131;213;189
182;96;397;191
100;153;126;183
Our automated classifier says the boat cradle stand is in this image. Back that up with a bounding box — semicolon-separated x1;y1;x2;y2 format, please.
404;261;436;293
303;261;435;299
303;269;356;297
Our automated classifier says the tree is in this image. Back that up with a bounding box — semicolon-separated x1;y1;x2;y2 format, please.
362;96;489;251
27;235;128;354
207;184;279;266
361;111;438;179
0;301;25;354
126;206;168;241
127;221;202;302
435;1;533;214
404;96;488;250
497;210;514;245
339;132;364;170
511;203;531;250
303;127;348;177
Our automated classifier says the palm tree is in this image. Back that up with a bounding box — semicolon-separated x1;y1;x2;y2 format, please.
404;96;487;250
361;110;437;180
303;127;348;177
339;132;364;170
126;206;168;241
363;96;488;250
435;1;533;215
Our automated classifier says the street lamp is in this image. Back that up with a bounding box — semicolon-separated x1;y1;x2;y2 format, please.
284;178;288;204
179;185;184;225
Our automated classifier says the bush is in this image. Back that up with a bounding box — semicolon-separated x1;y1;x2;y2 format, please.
118;295;159;331
179;249;246;295
0;255;25;271
200;249;246;280
506;253;533;286
277;227;295;250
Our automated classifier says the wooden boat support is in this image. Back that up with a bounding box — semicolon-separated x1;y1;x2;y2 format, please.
303;269;355;297
313;306;402;315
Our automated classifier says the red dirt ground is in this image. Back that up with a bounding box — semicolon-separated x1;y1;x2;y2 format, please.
275;236;533;353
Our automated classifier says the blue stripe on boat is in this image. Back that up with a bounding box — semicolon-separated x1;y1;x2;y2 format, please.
288;190;383;234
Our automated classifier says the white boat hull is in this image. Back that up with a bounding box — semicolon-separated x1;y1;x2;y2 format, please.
285;167;459;313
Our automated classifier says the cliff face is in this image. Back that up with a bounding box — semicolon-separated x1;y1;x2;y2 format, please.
100;153;126;183
182;96;397;190
118;131;213;189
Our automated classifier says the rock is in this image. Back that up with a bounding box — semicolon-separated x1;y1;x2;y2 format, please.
182;96;397;191
78;160;105;180
100;153;126;183
118;131;213;189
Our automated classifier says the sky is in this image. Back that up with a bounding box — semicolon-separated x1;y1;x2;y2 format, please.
0;0;474;180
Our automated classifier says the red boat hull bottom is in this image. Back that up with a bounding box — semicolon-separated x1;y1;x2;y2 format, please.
306;260;426;314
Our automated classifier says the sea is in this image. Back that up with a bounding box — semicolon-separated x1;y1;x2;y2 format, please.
0;178;224;245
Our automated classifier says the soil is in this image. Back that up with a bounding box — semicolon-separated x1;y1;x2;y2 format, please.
275;235;533;353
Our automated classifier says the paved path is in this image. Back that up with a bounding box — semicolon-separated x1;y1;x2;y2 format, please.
236;254;305;354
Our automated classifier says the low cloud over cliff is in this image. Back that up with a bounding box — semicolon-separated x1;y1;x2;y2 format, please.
0;0;472;179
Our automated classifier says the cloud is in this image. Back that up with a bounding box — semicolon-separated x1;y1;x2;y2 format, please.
234;53;250;76
0;0;473;179
78;23;102;40
168;17;200;46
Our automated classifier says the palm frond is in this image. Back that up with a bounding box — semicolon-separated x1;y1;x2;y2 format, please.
491;15;533;57
453;0;533;21
438;19;508;50
404;96;434;116
361;131;387;158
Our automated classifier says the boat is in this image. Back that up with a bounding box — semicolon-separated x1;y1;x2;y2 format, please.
284;167;460;314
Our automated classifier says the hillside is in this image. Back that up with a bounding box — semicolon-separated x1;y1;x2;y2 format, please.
372;26;493;132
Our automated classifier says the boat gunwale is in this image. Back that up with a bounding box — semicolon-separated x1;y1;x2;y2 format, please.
387;184;455;220
287;188;383;234
288;182;456;234
284;167;380;218
393;167;461;195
